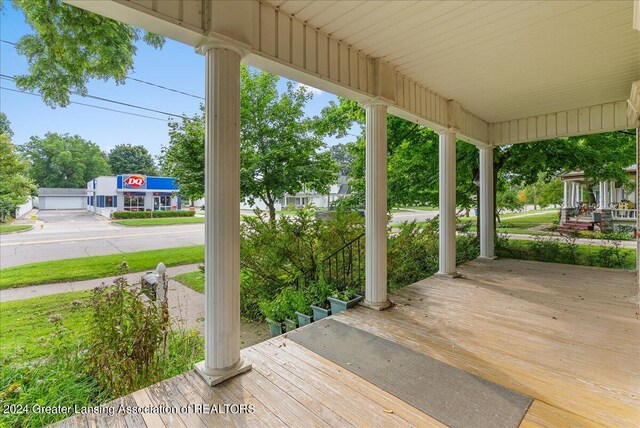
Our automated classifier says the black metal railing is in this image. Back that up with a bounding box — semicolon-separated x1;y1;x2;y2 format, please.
324;232;365;291
292;232;365;292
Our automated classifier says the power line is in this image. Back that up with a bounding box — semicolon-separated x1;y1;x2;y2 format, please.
1;87;169;122
126;76;204;100
1;73;191;120
1;38;204;100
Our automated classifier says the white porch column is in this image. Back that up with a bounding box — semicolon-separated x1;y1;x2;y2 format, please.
563;181;569;208
438;131;459;277
603;180;610;207
599;181;605;207
362;102;391;310
479;146;495;259
568;182;574;207
610;181;616;204
195;43;251;386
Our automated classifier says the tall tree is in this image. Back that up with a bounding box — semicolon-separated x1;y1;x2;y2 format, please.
161;108;205;201
240;67;337;221
0;133;37;222
108;144;157;176
162;66;338;221
20;133;110;188
0;112;13;137
10;0;163;107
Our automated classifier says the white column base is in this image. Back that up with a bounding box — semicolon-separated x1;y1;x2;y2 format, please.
435;271;462;279
478;255;497;260
360;299;393;311
194;358;252;387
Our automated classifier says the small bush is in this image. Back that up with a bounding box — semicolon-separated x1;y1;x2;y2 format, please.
87;272;170;397
112;210;195;219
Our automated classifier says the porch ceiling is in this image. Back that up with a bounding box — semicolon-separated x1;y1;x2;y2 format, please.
268;0;640;124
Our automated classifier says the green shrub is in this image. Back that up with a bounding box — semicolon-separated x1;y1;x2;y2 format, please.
388;220;439;290
112;210;195;219
241;207;364;319
259;287;303;322
87;271;170;397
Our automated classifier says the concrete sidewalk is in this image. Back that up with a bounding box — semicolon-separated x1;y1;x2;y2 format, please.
0;264;205;333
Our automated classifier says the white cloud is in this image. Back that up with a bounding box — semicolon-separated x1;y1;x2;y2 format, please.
297;83;323;96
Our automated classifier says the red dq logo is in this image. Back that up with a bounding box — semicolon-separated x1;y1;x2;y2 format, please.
123;175;146;188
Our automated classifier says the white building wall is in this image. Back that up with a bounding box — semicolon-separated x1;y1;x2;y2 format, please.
15;197;33;218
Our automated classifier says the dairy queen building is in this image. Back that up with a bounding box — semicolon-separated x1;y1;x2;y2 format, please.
87;174;182;218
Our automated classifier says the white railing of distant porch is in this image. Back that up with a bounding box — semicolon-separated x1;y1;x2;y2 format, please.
610;209;638;220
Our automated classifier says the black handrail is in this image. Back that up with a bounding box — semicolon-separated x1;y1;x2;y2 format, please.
324;232;365;291
293;232;365;292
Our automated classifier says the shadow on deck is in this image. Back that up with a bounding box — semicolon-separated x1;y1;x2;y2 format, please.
52;259;639;427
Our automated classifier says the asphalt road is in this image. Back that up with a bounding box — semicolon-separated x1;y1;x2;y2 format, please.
1;209;439;268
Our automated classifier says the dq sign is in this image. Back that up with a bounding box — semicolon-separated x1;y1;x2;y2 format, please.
123;175;147;189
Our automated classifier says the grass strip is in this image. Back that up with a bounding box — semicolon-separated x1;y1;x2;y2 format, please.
0;224;32;234
0;245;204;289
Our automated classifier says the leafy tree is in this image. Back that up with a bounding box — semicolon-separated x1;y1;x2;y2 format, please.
108;144;157;176
162;66;338;221
10;0;163;107
0;134;37;222
20;133;110;188
329;143;355;176
496;187;523;218
0;112;13;137
161;109;205;201
240;67;337;221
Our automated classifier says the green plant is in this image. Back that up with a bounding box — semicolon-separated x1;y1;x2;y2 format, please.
259;287;300;323
86;265;169;397
331;286;360;301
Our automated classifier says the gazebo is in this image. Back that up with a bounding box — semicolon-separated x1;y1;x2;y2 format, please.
57;1;640;426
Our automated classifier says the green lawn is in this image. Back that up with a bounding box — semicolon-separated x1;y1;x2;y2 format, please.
0;290;92;362
174;270;204;293
459;211;559;234
0;224;32;234
0;245;204;289
112;217;204;226
498;239;636;270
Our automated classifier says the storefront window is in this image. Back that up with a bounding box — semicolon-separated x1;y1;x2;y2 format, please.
124;195;144;211
105;196;114;208
154;195;172;211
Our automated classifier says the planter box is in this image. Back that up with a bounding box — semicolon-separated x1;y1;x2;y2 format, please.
284;318;298;332
328;294;363;314
310;304;331;320
295;311;314;327
266;318;284;337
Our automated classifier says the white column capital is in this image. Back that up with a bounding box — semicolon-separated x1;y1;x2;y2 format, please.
359;97;392;109
196;37;249;58
438;129;457;136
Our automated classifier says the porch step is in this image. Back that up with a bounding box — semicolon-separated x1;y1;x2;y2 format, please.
557;221;594;233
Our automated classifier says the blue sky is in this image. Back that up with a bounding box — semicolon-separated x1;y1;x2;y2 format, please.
0;5;354;158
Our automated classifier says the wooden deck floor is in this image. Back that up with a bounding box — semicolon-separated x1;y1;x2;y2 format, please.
52;259;639;427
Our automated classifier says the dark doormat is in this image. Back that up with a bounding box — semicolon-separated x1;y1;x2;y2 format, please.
287;318;532;428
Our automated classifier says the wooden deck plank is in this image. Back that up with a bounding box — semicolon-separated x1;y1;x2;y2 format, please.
120;395;147;428
179;370;251;427
220;373;286;428
227;368;331;428
252;339;445;428
243;347;355;427
519;400;602;428
129;388;167;428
